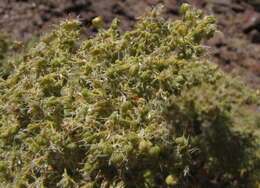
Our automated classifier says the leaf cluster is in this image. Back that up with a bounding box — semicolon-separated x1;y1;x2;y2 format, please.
0;4;259;188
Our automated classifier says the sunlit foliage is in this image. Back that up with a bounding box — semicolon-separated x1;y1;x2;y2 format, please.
0;4;259;188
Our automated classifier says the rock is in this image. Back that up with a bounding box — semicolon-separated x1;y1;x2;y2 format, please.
249;29;260;43
204;0;231;5
252;61;260;75
242;11;260;33
246;1;260;12
231;3;246;13
212;4;230;14
163;0;178;10
193;0;205;8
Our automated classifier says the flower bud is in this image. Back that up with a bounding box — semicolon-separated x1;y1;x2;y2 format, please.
165;175;178;185
139;140;152;152
92;17;103;27
180;3;192;15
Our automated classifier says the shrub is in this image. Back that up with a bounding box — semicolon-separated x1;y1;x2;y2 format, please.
0;34;18;80
0;4;259;188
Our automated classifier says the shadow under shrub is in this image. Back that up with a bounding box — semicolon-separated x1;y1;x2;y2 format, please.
0;3;259;188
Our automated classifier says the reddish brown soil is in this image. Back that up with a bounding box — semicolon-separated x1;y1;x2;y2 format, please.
0;0;260;89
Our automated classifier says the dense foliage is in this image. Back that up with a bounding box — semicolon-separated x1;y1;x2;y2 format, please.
0;34;19;80
0;4;259;187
